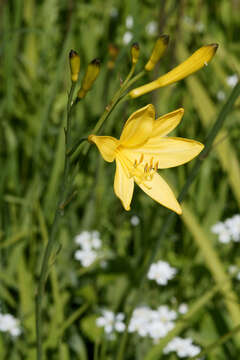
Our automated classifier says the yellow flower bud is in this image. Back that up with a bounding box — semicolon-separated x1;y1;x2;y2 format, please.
69;50;81;82
131;42;140;65
145;35;169;71
130;43;218;98
77;59;101;99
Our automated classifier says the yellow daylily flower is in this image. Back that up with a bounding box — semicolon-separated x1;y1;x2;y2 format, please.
130;44;218;98
88;105;204;214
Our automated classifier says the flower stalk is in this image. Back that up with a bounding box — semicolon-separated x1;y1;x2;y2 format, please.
36;81;77;360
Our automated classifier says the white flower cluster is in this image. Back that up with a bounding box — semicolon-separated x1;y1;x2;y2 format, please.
0;313;21;337
96;310;125;335
211;214;240;244
164;336;201;358
129;305;177;342
74;231;102;267
147;260;177;285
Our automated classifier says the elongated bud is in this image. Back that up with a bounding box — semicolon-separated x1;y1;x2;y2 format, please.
77;59;101;99
130;43;218;98
69;50;81;82
145;35;169;71
131;42;140;65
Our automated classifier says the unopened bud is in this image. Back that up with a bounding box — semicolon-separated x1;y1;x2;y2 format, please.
77;59;101;99
145;35;169;71
69;50;81;82
131;42;140;65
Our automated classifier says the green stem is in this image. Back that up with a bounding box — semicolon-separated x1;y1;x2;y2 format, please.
116;81;240;360
36;82;76;360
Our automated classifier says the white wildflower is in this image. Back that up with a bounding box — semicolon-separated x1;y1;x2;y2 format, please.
74;249;97;267
147;260;177;285
126;15;134;29
211;215;240;243
96;310;125;335
146;21;158;36
130;215;140;226
227;74;238;88
225;215;240;242
211;222;231;243
164;337;201;357
178;303;188;314
0;314;21;337
129;305;177;341
74;230;102;267
123;31;133;45
128;306;153;337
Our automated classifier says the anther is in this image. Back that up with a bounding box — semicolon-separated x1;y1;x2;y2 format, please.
139;154;144;164
133;160;137;168
150;157;153;169
154;161;159;171
144;164;148;173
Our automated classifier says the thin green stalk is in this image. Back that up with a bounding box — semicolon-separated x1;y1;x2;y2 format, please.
36;82;76;360
116;81;240;360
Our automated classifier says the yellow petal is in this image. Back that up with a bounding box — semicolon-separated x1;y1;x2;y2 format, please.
114;158;134;211
88;135;119;162
152;108;184;137
138;172;182;214
130;44;218;98
123;137;204;169
120;104;155;148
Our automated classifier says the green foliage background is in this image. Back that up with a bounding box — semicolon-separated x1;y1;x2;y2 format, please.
0;0;240;359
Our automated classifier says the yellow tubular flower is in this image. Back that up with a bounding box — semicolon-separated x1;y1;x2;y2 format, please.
88;104;204;213
130;44;218;98
69;50;81;82
145;34;170;71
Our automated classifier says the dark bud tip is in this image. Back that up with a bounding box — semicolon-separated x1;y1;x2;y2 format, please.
160;34;170;45
132;42;140;50
91;58;101;65
210;43;219;53
69;49;78;58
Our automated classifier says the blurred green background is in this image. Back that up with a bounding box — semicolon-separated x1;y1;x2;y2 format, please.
0;0;240;359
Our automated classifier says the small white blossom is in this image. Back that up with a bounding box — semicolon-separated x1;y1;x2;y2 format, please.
217;90;226;102
178;303;188;314
74;249;97;267
96;310;125;335
126;15;134;29
147;260;177;285
211;215;240;243
227;74;238;88
123;31;133;45
211;222;231;243
225;215;240;242
128;306;153;337
164;337;201;357
74;230;102;267
146;21;158;36
0;314;21;337
130;215;140;226
129;305;177;341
